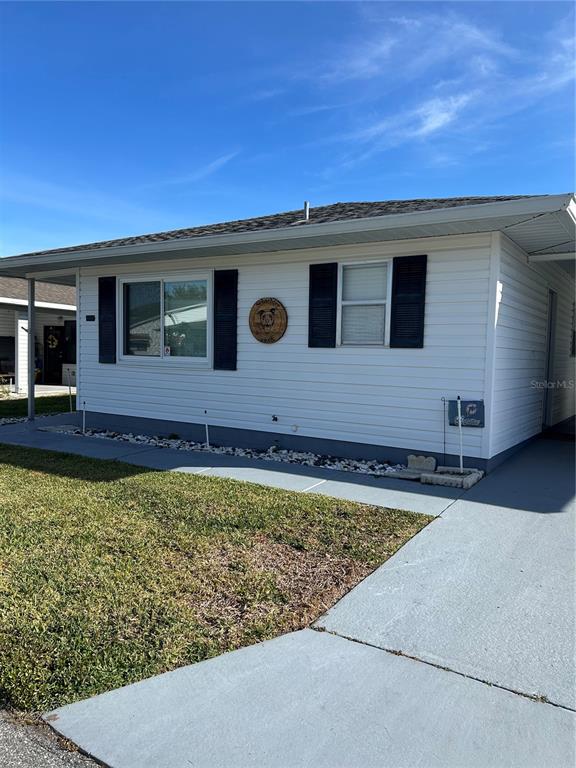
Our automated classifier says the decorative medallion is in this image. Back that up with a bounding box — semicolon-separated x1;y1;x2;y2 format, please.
249;298;288;343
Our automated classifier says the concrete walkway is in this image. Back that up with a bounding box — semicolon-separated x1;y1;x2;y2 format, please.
316;439;576;709
0;415;463;516
1;418;574;766
36;436;575;768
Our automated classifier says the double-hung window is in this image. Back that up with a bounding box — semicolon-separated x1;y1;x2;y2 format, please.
121;275;210;362
339;262;390;345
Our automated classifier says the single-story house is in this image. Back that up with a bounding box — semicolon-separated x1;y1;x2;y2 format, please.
0;194;574;470
0;277;76;392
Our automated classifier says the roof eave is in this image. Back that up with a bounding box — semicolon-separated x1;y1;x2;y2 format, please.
0;193;573;277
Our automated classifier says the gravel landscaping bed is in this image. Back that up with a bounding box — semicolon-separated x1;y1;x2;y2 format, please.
0;414;54;427
51;426;406;478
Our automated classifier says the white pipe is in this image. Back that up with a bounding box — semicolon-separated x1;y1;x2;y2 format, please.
27;279;35;421
457;396;464;472
82;400;86;434
67;371;73;413
205;423;210;448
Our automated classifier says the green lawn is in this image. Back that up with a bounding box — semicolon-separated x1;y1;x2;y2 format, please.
0;394;75;418
0;444;430;712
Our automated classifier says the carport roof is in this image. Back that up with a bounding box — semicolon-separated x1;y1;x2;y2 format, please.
0;277;75;306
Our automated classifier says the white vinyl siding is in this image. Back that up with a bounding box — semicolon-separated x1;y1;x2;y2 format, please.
490;234;575;457
78;233;493;459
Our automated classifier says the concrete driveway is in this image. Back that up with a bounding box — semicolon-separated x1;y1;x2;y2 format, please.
43;438;575;768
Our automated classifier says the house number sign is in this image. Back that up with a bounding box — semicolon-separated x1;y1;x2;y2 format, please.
448;400;485;427
249;298;288;343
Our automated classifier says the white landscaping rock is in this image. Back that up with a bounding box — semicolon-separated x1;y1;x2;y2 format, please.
41;425;406;480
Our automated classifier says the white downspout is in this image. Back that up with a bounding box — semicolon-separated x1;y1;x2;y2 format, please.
457;395;464;472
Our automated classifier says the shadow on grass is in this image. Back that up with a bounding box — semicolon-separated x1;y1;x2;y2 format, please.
0;443;152;483
1;432;574;515
0;395;76;419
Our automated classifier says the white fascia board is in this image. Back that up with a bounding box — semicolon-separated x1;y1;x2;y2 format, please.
528;252;575;262
0;193;573;275
0;296;76;311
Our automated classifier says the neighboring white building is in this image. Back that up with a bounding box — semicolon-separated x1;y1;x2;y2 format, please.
0;195;573;469
0;278;76;392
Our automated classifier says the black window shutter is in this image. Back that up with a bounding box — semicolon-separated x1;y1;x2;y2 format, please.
390;255;427;348
213;269;238;370
98;276;116;363
308;263;338;348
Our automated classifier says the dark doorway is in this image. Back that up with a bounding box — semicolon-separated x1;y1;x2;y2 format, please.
0;336;15;384
43;325;65;384
63;320;77;364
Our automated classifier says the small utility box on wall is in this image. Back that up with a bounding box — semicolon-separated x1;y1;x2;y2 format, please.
62;364;76;387
448;400;485;427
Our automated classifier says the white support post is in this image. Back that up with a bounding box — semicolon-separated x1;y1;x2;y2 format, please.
14;311;27;394
27;278;35;421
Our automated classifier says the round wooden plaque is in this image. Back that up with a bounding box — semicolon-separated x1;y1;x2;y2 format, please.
249;298;288;343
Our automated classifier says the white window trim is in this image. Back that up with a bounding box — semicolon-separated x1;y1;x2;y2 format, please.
117;270;213;367
336;259;393;347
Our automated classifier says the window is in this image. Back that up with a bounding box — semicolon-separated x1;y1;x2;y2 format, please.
124;281;161;356
122;275;209;361
164;280;207;358
339;262;390;345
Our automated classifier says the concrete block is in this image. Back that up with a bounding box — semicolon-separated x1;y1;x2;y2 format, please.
437;466;485;477
383;468;422;480
407;454;437;472
421;471;483;489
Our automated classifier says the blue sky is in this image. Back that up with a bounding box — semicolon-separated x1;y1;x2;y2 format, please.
0;1;573;256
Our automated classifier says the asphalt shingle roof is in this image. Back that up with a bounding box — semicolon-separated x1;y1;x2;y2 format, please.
16;195;535;258
0;277;76;306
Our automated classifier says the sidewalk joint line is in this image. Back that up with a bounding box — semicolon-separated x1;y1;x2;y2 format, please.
438;488;468;517
313;627;575;713
302;479;327;492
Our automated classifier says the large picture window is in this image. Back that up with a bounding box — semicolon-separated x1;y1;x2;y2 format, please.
339;262;390;345
122;275;209;361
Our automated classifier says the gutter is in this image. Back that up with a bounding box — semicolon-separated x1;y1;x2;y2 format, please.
0;193;572;275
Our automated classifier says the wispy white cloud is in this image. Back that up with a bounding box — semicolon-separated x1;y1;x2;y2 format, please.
250;87;285;102
316;11;515;86
412;94;475;137
0;173;182;255
313;10;574;172
0;174;164;223
320;35;397;82
152;151;240;188
327;91;477;172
